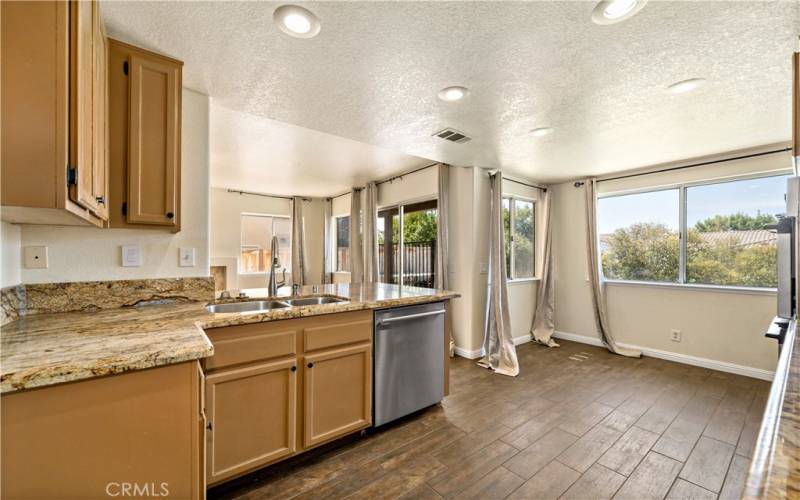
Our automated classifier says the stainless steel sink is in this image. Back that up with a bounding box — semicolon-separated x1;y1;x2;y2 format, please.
283;296;348;307
206;300;290;314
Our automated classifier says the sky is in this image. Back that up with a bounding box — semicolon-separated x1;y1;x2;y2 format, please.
597;175;791;234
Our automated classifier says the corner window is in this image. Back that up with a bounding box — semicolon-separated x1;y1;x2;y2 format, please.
502;196;536;280
335;216;350;272
597;173;789;288
239;214;291;274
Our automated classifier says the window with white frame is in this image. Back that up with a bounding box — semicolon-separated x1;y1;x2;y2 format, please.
335;216;350;272
597;173;790;288
239;214;291;274
502;196;535;280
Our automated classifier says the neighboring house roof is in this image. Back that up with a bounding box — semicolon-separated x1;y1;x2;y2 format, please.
599;230;776;249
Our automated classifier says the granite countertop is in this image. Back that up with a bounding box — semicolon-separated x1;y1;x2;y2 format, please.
744;320;799;499
0;283;458;394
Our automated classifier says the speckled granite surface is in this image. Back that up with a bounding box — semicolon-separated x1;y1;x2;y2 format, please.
0;285;24;326
1;283;457;394
745;321;800;499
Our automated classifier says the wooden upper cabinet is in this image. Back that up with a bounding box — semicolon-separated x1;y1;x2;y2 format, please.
303;343;372;449
205;359;297;485
794;51;799;165
108;39;183;232
1;0;107;227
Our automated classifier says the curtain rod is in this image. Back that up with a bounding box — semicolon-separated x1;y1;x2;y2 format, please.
502;176;547;192
594;148;791;184
328;162;442;199
227;189;311;202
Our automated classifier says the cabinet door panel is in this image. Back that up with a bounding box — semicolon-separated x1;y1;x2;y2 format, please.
205;359;297;485
90;2;108;219
127;54;180;226
303;343;371;448
69;0;98;215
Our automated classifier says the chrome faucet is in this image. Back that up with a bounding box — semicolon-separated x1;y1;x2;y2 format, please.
267;235;286;296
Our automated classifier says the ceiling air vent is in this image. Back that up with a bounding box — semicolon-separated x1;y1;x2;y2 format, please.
432;128;471;144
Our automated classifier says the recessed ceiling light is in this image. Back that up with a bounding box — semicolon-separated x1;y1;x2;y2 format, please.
591;0;648;24
530;127;553;137
438;86;469;102
274;5;321;38
667;78;706;94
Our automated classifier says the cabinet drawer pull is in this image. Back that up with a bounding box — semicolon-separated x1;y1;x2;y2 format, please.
291;366;297;372
307;362;314;368
166;212;175;219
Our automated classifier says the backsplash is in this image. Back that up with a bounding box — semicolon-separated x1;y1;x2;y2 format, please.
1;277;214;324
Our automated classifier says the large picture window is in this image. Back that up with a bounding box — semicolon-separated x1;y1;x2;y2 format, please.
239;214;291;274
597;174;789;288
502;196;536;280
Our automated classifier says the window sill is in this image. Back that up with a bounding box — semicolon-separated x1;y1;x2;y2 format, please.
508;277;540;285
603;279;777;296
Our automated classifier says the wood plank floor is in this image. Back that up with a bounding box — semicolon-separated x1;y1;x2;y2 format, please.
208;339;770;500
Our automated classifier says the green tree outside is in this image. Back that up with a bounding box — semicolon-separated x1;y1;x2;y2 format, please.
602;213;778;287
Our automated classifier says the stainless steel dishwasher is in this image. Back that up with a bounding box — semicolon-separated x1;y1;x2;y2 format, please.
373;301;445;427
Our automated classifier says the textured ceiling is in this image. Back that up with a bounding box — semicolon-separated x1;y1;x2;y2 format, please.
102;1;799;192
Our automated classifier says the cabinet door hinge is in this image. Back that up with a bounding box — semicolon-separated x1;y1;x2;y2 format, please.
123;61;129;75
67;166;77;186
206;421;213;431
121;202;127;216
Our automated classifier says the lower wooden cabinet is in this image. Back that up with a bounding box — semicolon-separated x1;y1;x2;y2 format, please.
205;359;297;485
202;310;374;486
304;343;372;448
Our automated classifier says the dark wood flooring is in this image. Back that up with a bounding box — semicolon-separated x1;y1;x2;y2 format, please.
208;339;770;500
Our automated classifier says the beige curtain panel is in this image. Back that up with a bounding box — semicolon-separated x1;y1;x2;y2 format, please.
363;182;379;283
291;196;306;286
349;188;364;283
435;164;455;357
322;198;333;284
531;188;558;347
478;172;519;377
584;179;641;358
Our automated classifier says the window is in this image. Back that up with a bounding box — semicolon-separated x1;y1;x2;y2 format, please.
239;214;291;274
597;174;790;288
598;189;680;283
335;216;350;272
377;200;438;287
503;196;536;280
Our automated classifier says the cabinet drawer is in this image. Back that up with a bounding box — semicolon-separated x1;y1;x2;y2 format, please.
303;311;373;352
205;324;297;371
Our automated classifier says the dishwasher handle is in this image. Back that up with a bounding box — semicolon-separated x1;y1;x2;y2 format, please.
377;309;445;327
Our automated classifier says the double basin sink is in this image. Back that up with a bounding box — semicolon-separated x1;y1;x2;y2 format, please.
206;295;348;314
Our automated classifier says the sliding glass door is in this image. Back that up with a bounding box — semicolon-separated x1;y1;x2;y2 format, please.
377;200;437;287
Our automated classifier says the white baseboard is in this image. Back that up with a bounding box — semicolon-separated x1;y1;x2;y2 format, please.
553;331;774;381
454;334;532;360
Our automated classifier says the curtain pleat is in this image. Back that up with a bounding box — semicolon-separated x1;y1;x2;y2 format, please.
363;182;379;283
531;189;558;347
584;179;641;358
322;198;333;284
478;172;519;377
349;188;364;284
436;164;455;357
291;197;306;286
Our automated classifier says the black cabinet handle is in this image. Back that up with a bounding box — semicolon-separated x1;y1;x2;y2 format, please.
95;196;106;205
307;362;314;368
166;212;175;219
291;366;297;372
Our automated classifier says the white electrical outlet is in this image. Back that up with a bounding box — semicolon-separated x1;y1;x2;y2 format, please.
23;246;48;269
670;329;682;342
121;245;142;267
179;247;195;267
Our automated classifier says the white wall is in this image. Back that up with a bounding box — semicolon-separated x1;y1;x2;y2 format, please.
550;180;779;373
19;89;211;284
1;221;21;287
377;166;437;207
208;188;326;290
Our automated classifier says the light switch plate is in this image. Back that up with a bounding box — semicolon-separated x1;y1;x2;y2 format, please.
23;246;48;269
179;247;195;267
121;245;142;267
